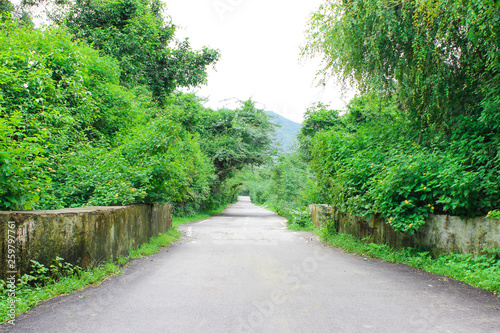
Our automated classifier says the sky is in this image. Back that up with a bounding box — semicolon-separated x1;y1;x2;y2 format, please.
165;0;354;123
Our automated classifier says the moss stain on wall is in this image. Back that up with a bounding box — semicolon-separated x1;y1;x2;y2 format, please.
0;204;172;279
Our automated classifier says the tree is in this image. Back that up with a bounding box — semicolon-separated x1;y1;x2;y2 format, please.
159;94;278;213
63;0;220;102
300;102;343;137
303;0;500;132
0;0;33;25
298;102;344;161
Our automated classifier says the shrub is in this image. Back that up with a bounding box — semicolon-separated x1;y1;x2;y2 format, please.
311;103;500;234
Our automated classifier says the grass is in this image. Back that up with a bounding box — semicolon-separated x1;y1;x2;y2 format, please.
320;229;500;295
0;203;233;324
287;219;319;234
1;262;122;324
116;229;182;265
259;202;318;233
0;229;182;324
172;205;227;228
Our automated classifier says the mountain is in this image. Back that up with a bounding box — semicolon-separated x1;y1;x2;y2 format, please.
265;111;302;154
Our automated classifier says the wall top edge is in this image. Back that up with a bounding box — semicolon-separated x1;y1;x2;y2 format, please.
0;206;129;215
306;204;499;223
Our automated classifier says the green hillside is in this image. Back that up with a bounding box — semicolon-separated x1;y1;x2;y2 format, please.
265;111;301;154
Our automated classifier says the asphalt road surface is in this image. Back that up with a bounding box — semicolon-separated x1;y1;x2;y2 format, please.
3;197;499;333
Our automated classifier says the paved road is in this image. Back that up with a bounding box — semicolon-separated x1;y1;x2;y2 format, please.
3;197;499;333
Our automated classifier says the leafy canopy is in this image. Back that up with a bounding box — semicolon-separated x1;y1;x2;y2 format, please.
298;102;344;161
304;0;500;132
310;94;500;234
0;19;214;210
64;0;220;102
168;94;277;182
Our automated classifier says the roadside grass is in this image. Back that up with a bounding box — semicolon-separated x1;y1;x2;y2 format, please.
0;202;233;324
259;203;320;234
0;229;181;324
0;262;121;324
320;229;500;295
287;219;318;234
172;205;227;229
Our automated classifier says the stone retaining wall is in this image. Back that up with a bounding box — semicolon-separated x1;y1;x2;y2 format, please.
0;204;172;279
307;204;500;255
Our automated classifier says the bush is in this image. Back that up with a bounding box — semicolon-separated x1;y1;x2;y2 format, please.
0;22;99;209
0;20;218;211
38;146;147;209
311;98;500;234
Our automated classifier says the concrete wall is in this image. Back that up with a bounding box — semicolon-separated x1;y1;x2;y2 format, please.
307;204;334;229
0;204;172;279
308;204;500;255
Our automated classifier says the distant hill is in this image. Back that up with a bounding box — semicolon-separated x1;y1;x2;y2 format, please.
265;111;302;154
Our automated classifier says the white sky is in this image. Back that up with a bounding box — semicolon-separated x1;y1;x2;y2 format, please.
165;0;354;123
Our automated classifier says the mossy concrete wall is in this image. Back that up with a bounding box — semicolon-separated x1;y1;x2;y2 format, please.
308;204;334;228
308;204;500;255
0;204;172;279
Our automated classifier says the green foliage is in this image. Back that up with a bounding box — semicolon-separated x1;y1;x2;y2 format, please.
0;18;224;211
0;1;14;14
0;20;144;209
237;150;320;230
303;1;500;233
0;112;50;209
487;210;500;220
344;93;398;127
304;0;500;132
127;230;182;259
236;166;271;203
36;115;214;209
227;0;500;296
163;96;276;216
288;209;313;229
197;100;277;182
0;21;104;209
268;154;311;206
64;0;220;102
39;147;145;208
0;1;33;26
241;153;312;208
298;102;345;161
300;102;344;138
0;229;182;323
120;117;214;205
0;23;115;145
27;257;81;287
